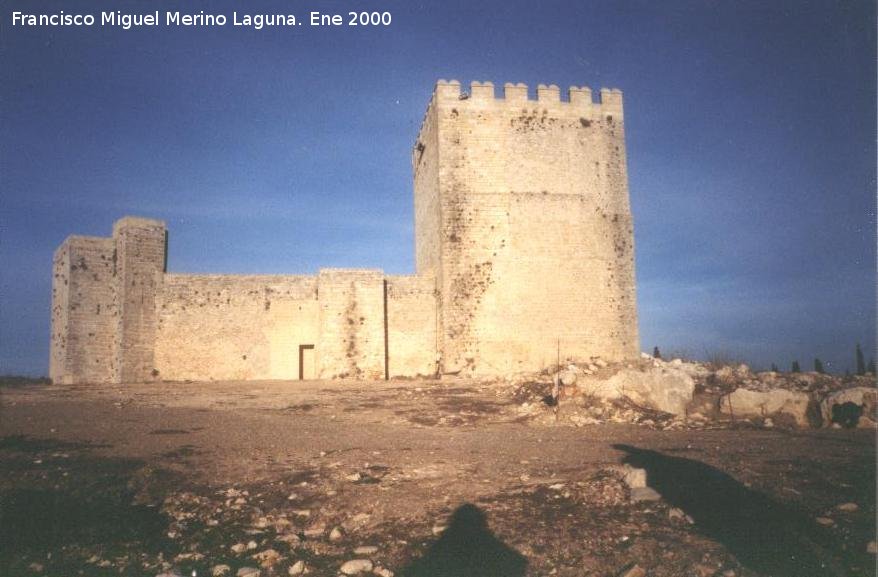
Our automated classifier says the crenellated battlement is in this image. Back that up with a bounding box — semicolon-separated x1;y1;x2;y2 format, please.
415;79;624;150
432;79;623;112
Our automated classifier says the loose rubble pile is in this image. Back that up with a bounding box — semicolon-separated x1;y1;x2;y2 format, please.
504;354;877;430
107;483;400;577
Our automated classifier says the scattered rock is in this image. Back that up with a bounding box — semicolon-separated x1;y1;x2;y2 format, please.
247;540;258;550
815;517;835;526
569;414;600;427
619;564;646;577
867;541;877;554
343;512;372;530
212;565;231;577
231;543;247;554
276;532;301;545
329;526;344;542
630;486;661;502
668;507;694;524
721;388;813;427
354;545;379;555
340;559;374;575
431;525;447;535
237;568;260;577
288;560;306;575
836;502;859;512
253;548;282;568
620;465;647;489
691;563;717;577
559;370;577;386
597;366;695;415
304;523;326;538
373;567;394;577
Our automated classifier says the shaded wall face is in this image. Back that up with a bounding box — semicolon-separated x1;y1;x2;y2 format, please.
50;237;117;384
413;102;441;278
50;244;71;384
113;219;167;383
155;275;319;381
430;84;638;374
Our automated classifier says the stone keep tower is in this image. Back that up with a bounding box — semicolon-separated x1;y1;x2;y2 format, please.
413;80;638;375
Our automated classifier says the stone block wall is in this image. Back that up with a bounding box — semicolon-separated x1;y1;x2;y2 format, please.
113;218;167;383
317;269;386;379
386;274;438;377
155;275;319;381
414;80;638;375
49;236;116;384
413;97;441;278
49;242;71;383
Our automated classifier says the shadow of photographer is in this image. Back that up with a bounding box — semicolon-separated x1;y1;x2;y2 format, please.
400;503;527;577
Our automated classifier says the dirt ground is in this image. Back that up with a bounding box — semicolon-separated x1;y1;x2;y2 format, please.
1;379;875;577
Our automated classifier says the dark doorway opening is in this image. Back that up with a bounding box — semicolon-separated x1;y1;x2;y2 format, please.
298;344;315;380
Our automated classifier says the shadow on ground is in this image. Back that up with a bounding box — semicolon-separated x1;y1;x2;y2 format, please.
614;444;849;577
0;435;174;575
401;504;527;577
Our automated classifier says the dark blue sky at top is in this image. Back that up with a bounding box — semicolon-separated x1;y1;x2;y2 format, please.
1;0;875;375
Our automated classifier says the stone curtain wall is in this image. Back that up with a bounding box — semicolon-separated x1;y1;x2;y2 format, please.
154;270;436;381
316;269;386;380
51;221;435;384
419;81;638;374
386;275;438;377
155;275;319;381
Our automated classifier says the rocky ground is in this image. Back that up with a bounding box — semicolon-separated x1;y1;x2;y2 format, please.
0;364;875;577
509;356;877;432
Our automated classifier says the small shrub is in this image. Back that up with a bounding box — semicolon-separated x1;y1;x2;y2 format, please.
0;375;51;387
703;349;745;370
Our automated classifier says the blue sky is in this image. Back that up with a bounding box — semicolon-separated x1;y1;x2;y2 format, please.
2;0;875;375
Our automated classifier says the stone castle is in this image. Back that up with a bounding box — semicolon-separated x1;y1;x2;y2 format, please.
50;80;639;384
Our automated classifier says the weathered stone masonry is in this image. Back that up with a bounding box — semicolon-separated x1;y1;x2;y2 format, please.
50;80;638;383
